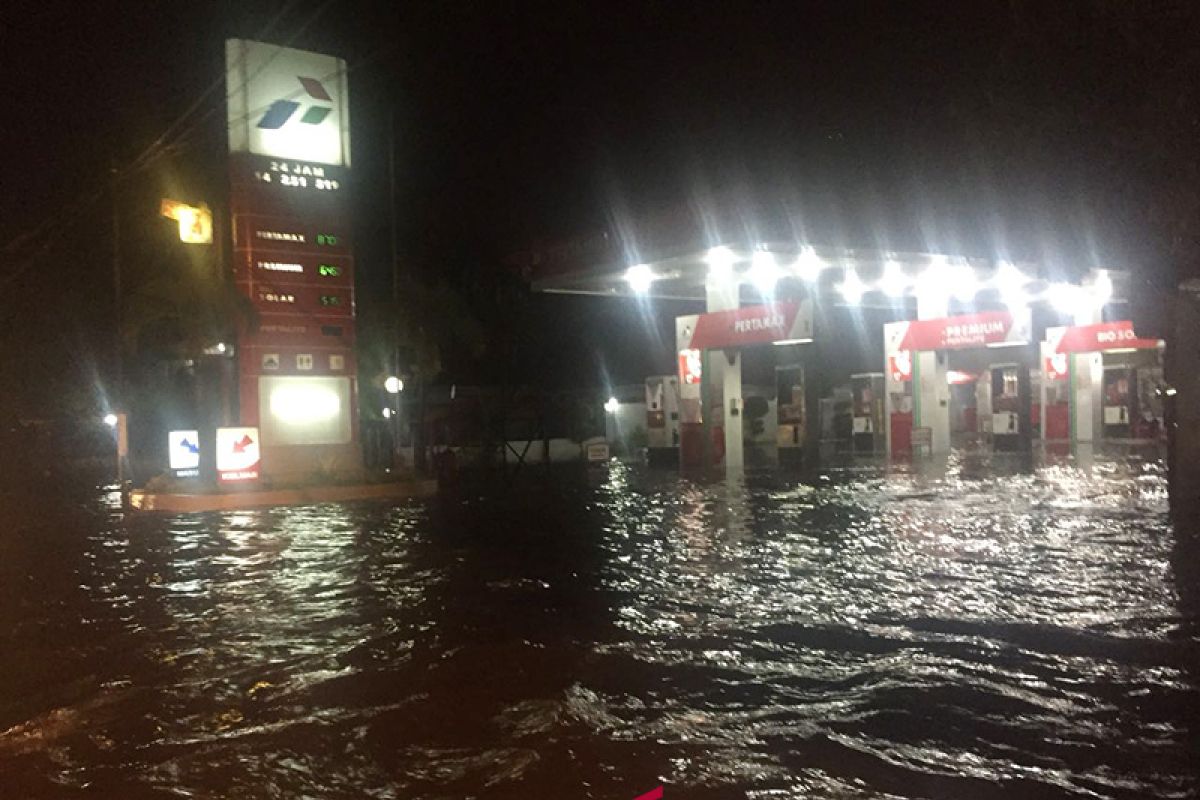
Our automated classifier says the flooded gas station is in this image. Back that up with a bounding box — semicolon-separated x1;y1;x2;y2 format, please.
3;11;1199;799
1;222;1191;794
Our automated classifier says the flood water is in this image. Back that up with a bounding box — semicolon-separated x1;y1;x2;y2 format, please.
2;456;1198;799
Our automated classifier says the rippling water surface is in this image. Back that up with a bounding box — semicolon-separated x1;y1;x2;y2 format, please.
2;456;1198;799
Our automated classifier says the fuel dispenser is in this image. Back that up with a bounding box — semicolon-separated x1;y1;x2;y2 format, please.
850;373;885;454
989;363;1030;451
1038;344;1070;441
886;351;914;455
644;375;681;466
1102;366;1135;437
775;365;806;468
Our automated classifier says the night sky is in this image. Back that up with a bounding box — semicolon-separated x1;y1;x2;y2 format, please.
2;1;1198;407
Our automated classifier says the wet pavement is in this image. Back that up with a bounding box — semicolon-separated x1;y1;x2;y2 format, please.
1;455;1197;799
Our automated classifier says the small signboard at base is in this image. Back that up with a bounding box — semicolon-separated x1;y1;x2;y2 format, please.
216;427;260;483
586;442;610;462
168;429;201;478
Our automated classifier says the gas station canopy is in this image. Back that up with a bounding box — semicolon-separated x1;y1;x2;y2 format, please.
513;236;1129;313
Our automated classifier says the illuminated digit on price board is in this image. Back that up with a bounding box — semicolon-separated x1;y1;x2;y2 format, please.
317;234;339;246
320;295;343;307
318;264;341;277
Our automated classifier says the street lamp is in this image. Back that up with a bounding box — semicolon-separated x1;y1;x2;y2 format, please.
384;376;404;469
103;413;119;427
625;264;655;294
604;397;620;414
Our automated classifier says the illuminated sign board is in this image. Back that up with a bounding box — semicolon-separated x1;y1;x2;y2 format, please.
259;376;352;446
226;39;351;166
216;427;261;482
227;39;358;468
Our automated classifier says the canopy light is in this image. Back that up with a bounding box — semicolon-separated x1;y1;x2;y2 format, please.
382;407;392;419
1047;282;1083;315
994;261;1029;308
879;260;908;298
705;246;738;283
794;247;823;282
604;396;620;414
772;338;813;346
103;413;119;428
748;250;781;295
625;263;656;294
384;375;404;394
916;255;953;301
837;269;866;304
949;264;978;302
1092;270;1113;305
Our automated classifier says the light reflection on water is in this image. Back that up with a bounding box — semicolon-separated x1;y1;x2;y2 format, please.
0;456;1197;799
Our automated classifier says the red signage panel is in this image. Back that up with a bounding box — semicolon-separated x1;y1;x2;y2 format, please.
233;250;354;286
897;310;1028;351
238;345;356;377
228;155;350;222
685;302;812;349
1052;321;1159;353
237;282;355;318
233;214;352;256
241;313;357;348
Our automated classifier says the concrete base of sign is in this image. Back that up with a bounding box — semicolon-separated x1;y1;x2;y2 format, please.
128;478;437;513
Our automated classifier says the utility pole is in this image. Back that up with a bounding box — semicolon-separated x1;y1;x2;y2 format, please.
389;108;402;468
111;160;126;491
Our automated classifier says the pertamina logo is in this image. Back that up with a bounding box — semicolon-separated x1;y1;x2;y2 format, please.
257;76;333;130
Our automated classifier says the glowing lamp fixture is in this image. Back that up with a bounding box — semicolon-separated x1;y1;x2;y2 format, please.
705;246;738;283
384;376;404;394
382;407;392;419
748;250;781;295
794;246;823;282
604;396;620;414
878;260;908;298
103;413;119;428
837;269;866;304
160;198;213;244
625;264;656;294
